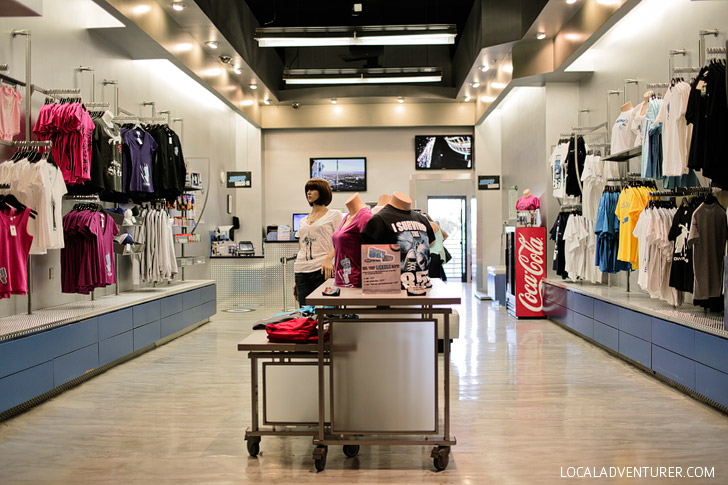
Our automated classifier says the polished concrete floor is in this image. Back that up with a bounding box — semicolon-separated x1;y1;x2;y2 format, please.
1;283;728;484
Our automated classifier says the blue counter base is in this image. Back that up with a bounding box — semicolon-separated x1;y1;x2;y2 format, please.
0;283;216;420
543;281;728;413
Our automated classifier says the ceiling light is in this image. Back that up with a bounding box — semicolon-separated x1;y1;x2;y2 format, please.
201;67;222;77
174;43;193;52
353;3;363;13
256;25;456;47
132;5;151;14
597;0;620;5
263;98;271;105
283;67;443;85
171;2;186;11
481;96;496;103
205;41;219;49
240;99;255;107
566;0;577;4
397;97;405;103
478;64;489;72
464;95;471;102
536;32;547;40
491;82;507;89
331;98;338;104
470;81;480;88
233;66;242;74
502;64;513;73
249;83;258;90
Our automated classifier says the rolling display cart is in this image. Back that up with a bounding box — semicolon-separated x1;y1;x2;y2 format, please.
306;279;461;471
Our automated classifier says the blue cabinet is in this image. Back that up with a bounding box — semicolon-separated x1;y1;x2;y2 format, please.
573;312;594;339
53;344;99;387
0;363;54;412
652;346;695;390
652;318;695;360
619;332;651;368
572;293;594;318
99;332;133;366
594;300;618;327
161;294;184;318
593;320;619;352
133;321;161;351
696;364;728;408
133;301;161;328
618;308;651;341
695;332;728;374
98;308;133;340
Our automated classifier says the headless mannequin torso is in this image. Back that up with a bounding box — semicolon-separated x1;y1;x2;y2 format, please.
389;191;412;211
342;193;367;230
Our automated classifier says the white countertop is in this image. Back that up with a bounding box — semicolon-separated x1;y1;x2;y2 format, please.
305;278;461;307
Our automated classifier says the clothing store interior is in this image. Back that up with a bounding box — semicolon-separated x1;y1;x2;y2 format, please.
2;0;728;482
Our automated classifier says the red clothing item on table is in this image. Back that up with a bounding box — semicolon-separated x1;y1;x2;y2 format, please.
266;317;327;343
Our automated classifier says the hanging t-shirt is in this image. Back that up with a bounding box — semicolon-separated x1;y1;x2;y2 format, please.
687;201;727;301
362;205;435;288
668;203;696;293
92;117;123;195
550;212;570;278
611;107;638;154
0;207;34;298
580;154;604;222
654;82;691;177
294;209;344;274
122;128;158;193
703;63;728;189
615;186;648;268
549;142;569;199
565;136;586;198
515;195;540;211
0;84;22;141
332;207;373;287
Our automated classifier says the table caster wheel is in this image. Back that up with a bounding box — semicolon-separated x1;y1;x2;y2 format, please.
431;446;450;471
343;444;360;457
313;445;328;472
245;436;261;457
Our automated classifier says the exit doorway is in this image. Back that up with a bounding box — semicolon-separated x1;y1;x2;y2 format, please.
427;196;467;282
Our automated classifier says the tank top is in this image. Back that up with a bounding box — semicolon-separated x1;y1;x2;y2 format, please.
0;207;34;297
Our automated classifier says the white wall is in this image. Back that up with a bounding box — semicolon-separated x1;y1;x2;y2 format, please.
0;0;262;317
262;127;473;226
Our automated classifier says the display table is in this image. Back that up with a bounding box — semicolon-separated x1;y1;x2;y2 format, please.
543;279;728;411
306;279;461;471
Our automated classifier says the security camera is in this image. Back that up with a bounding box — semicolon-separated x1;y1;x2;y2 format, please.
219;55;233;64
291;102;300;109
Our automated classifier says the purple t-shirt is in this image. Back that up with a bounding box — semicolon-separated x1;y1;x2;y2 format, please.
333;207;373;287
122;128;158;193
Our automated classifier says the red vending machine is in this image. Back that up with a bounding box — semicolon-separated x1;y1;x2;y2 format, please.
505;226;547;318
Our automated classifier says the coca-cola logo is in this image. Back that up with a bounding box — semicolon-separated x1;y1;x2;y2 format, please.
517;232;544;313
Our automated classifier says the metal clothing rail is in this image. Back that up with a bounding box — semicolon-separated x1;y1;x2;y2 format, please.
0;140;52;148
0;71;26;87
31;85;81;96
646;82;669;89
707;46;727;55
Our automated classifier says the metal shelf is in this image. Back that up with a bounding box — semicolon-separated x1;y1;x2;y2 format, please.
184;185;203;192
177;256;207;267
603;146;642;162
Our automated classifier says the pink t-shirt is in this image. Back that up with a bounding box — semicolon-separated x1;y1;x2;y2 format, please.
332;207;373;287
0;207;34;298
516;194;540;211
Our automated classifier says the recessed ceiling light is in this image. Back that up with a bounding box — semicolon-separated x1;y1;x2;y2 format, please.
470;81;480;88
464;95;471;102
171;2;186;11
256;25;456;47
536;32;547;40
353;3;363;12
331;98;338;104
566;0;577;4
201;67;222;77
597;0;620;5
233;66;242;74
397;96;405;103
263;98;272;105
132;5;151;14
249;83;258;90
174;43;193;52
205;41;219;49
502;64;513;73
481;96;496;103
240;99;255;107
491;82;507;89
478;64;489;72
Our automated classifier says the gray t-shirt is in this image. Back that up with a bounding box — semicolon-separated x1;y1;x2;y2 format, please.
687;202;727;300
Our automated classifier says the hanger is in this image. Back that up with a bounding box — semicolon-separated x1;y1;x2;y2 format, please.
0;193;37;218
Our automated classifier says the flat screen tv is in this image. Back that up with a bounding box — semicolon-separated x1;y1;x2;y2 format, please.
292;213;308;232
310;157;367;192
415;135;473;170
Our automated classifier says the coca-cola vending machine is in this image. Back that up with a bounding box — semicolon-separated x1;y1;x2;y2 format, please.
505;226;547;318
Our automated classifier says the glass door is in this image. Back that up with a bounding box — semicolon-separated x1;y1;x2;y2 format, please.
427;196;467;282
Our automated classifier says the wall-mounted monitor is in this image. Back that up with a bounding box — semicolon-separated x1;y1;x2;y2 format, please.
292;213;308;232
310;157;367;192
415;135;473;170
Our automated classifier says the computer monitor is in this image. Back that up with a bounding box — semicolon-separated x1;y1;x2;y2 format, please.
292;213;308;232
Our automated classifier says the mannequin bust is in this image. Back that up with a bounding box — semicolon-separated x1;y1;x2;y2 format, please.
389;191;412;211
516;189;539;211
377;194;391;206
620;100;634;112
522;188;531;198
345;193;367;215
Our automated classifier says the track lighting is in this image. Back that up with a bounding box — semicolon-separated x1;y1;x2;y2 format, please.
171;2;186;11
205;41;219;49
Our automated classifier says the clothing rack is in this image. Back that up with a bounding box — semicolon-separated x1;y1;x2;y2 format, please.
63;194;100;201
646;82;669;89
707;47;726;55
0;70;26;87
649;187;720;197
31;85;81;96
672;67;701;74
0;139;52;149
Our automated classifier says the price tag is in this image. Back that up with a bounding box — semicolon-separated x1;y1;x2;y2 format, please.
9;226;17;236
168;136;173;145
137;137;143;146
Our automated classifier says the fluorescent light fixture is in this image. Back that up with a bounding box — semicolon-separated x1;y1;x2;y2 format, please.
256;24;456;47
201;67;222;77
491;82;507;89
478;64;489;72
205;41;219;49
240;99;255;107
171;2;186;11
502;64;513;73
284;67;443;85
132;4;151;14
397;97;405;103
481;96;496;103
470;81;480;88
566;0;577;4
597;0;620;4
249;83;258;90
233;66;242;74
464;95;471;102
536;32;547;40
331;98;338;104
263;98;271;105
174;43;193;52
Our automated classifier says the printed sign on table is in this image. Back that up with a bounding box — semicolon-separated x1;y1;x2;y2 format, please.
361;244;401;294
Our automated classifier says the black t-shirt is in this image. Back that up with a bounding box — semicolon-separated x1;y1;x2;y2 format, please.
362;205;436;288
686;70;709;172
550;212;570;278
705;64;728;189
565;136;586;197
668;203;696;293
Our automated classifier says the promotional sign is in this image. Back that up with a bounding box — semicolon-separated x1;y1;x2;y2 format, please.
515;227;546;317
227;171;252;188
361;244;401;294
477;175;500;190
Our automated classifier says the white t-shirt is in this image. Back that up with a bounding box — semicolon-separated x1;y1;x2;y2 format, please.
581;154;604;222
633;208;651;291
294;209;344;273
549;142;569;199
654;82;691;177
611;106;638;154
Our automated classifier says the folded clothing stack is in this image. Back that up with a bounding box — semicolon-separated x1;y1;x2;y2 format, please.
266;317;328;343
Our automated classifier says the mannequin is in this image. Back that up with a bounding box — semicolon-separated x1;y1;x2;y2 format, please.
516;188;540;211
522;188;531;198
341;193;367;230
389;191;412;211
620;100;634;112
372;193;391;214
333;192;373;287
641;90;653;116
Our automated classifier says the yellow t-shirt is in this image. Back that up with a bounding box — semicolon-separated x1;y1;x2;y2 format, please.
616;186;649;268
